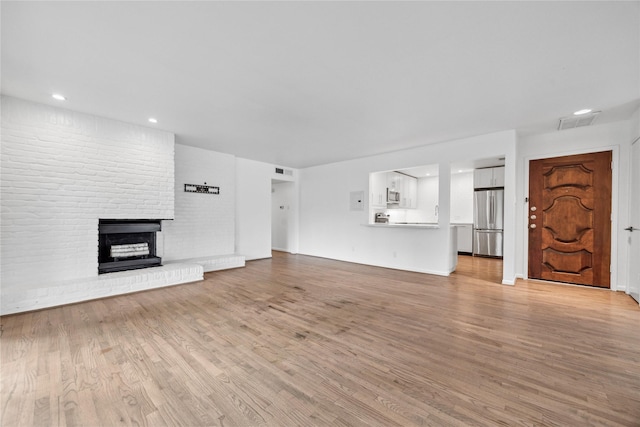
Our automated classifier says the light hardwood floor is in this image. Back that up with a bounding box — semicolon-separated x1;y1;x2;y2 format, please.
2;253;639;426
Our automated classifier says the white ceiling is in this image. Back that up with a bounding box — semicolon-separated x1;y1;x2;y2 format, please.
2;1;639;168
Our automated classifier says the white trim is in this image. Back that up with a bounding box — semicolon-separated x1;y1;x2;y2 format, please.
627;136;640;303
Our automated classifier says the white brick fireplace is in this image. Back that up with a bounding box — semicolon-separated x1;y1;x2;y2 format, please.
0;96;195;314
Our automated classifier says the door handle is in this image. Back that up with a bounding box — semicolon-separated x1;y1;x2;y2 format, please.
624;226;638;232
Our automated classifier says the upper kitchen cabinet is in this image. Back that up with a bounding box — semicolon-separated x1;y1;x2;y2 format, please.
474;166;505;189
388;172;417;209
473;168;492;188
405;176;418;209
370;172;387;207
387;171;401;191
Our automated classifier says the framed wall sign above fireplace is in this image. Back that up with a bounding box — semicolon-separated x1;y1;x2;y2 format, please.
184;183;219;194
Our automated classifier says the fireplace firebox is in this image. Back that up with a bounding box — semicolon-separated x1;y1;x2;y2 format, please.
98;219;162;274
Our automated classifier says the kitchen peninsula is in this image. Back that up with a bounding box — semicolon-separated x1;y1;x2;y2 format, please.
362;222;458;275
366;222;439;228
366;165;458;275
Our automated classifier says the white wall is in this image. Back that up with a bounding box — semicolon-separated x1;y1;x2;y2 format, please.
450;171;474;223
299;130;517;281
0;96;174;290
162;144;235;261
236;158;299;260
517;120;633;291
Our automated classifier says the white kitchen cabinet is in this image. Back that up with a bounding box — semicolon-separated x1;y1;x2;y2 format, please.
387;172;401;190
419;176;440;222
406;176;418;208
454;223;473;254
383;172;418;209
474;166;505;189
492;166;505;187
392;172;417;209
474;168;493;188
370;172;388;207
398;174;405;206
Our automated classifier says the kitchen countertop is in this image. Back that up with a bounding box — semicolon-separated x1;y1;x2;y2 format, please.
364;223;440;229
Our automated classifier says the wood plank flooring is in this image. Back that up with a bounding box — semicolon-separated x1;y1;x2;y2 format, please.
2;253;639;426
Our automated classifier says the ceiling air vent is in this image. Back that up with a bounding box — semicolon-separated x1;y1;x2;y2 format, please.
558;111;600;131
275;167;293;176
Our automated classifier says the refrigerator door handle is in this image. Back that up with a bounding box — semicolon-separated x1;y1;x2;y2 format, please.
489;194;494;227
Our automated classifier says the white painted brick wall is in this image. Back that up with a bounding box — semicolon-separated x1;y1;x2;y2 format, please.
1;263;203;315
0;96;175;290
162;144;235;260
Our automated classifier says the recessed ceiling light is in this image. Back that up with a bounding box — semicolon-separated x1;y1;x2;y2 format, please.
52;93;66;101
573;109;592;116
425;173;431;176
148;118;158;124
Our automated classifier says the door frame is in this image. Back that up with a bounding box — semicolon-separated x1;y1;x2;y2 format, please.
627;137;640;304
271;178;300;254
522;146;620;288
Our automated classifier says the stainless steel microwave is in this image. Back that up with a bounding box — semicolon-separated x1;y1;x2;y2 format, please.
387;189;400;203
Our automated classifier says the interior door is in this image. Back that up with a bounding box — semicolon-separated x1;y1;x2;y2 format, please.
628;140;640;303
528;151;612;288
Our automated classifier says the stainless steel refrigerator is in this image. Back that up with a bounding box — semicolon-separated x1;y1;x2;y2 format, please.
473;189;504;257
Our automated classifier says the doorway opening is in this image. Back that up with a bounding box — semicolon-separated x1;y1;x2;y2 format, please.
450;157;506;284
271;180;295;253
454;255;503;284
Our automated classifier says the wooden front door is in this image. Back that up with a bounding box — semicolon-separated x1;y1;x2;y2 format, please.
528;151;612;288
